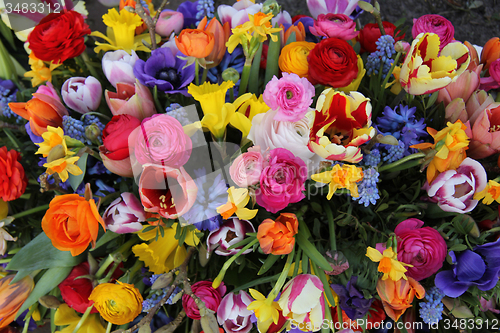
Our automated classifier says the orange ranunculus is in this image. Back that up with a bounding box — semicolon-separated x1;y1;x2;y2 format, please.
42;194;106;256
175;29;215;59
376;277;425;322
197;17;230;69
257;213;298;255
9;93;68;136
481;37;500;71
0;275;34;328
278;41;316;78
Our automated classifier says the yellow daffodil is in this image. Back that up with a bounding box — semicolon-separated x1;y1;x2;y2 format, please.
366;247;412;281
44;156;83;182
474;180;500;204
24;53;61;87
311;164;364;200
91;8;158;54
247;288;281;333
132;224;199;274
230;94;270;138
411;120;469;184
35;126;74;158
54;304;105;333
217;187;258;220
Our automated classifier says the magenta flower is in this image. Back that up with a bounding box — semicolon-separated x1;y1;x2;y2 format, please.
134;114;192;168
182;281;226;320
479;58;500;91
36;82;60;100
412;14;455;49
394;218;447;281
310;14;359;40
256;148;307;214
61;76;102;114
103;192;146;233
229;147;264;188
424;157;487;213
207;217;255;256
263;73;315;122
307;0;360;19
217;291;254;333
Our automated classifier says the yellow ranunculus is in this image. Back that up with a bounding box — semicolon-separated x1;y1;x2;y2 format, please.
88;281;143;325
279;41;316;78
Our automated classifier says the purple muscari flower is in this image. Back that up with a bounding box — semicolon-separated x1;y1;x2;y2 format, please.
330;276;373;320
435;238;500;298
133;47;195;96
177;0;199;28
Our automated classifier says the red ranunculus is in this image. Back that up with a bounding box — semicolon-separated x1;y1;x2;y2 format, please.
0;147;27;202
27;10;91;64
182;281;226;319
358;21;404;53
101;115;141;161
307;37;359;88
58;261;123;314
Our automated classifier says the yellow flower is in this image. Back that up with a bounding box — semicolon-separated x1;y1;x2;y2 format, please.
217;187;258;220
88;282;143;325
35;126;74;158
91;8;158;54
411;120;469;184
311;164;364;200
366;247;412;281
132;224;199;274
229;94;269;138
279;41;316;78
24;53;61;87
44;156;83;182
54;304;105;333
247;288;281;333
474;180;500;204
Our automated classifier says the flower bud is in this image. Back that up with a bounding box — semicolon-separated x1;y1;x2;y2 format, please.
394;41;410;53
156;10;184;37
262;0;281;16
221;67;240;83
61;76;102;114
85;123;101;142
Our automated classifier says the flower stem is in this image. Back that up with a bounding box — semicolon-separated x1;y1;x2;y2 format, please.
238;61;253;97
195;60;200;86
106;321;112;333
95;255;114;279
378;152;425;173
71;305;93;333
200;67;208;84
324;202;336;251
264;248;295;306
11;204;50;219
79;52;101;80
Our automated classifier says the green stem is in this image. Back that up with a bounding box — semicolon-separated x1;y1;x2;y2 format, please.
71;305;93;333
200;67;208;84
229;87;235;103
265;248;295;305
95;255;114;279
324;203;336;251
80;52;101;80
238;61;253;97
11;204;50;219
106;321;112;333
195;60;200;86
375;51;401;115
81;112;111;122
378;152;425;173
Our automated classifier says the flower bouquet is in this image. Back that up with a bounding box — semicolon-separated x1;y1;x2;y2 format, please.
1;0;500;332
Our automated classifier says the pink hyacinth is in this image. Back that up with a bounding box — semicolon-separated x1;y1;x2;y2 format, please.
262;73;315;122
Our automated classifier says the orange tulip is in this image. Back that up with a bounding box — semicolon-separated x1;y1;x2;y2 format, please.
42;194;106;256
282;22;306;45
197;17;230;69
481;37;500;71
257;213;298;255
175;29;215;59
376;277;425;322
9;93;68;136
0;275;34;328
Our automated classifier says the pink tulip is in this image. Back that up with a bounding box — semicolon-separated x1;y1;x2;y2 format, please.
437;65;482;106
217;291;254;333
465;104;500;159
61;76;102;114
103;192;146;234
444;98;468;123
99;150;134;178
309;14;359;40
307;0;360;19
465;90;495;125
156;10;184;37
207;217;255;256
102;50;139;88
105;80;156;121
35;82;60;100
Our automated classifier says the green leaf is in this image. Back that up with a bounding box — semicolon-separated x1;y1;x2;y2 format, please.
68;153;88;192
296;233;332;272
426;91;439;109
258;254;280;275
16;266;73;319
285;31;296;45
301;249;309;274
311;262;336;307
227;235;255;250
231;273;280;293
248;43;264;95
0;20;16;50
92;231;121;252
3;128;22;150
264;25;281;85
7;233;83;283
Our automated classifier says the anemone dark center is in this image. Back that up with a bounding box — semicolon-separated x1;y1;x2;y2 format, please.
157;68;180;86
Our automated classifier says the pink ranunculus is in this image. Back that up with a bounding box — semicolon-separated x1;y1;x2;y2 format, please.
412;14;454;49
256;148;307;214
182;281;226;320
424;157;487;213
309;14;359;40
229;147;263;187
465;104;500;159
207;217;256;256
217;291;254;333
263;73;315;122
103;192;146;233
156;10;184;37
437;65;482;107
134;114;192;168
394;218;447;281
102;50;139;88
62;76;102;114
138;164;198;219
35;82;60;100
479;58;500;91
105;80;156;120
